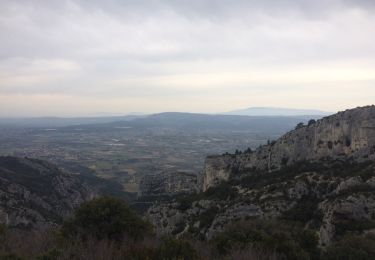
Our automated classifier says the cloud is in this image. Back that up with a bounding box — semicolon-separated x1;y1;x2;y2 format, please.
0;0;374;116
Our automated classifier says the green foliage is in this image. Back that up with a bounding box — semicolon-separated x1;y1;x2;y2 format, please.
0;254;22;260
334;219;375;238
198;206;219;229
308;119;316;126
176;182;237;211
36;249;60;260
282;196;323;226
323;234;375;260
236;159;375;190
156;237;198;260
244;147;253;154
171;221;186;235
235;149;242;155
213;220;319;260
0;224;6;243
61;197;151;241
295;122;305;130
203;183;238;201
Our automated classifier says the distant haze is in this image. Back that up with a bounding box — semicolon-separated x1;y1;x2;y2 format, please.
224;107;332;116
1;1;375;117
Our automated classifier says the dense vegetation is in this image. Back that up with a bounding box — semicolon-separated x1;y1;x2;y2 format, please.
1;196;375;259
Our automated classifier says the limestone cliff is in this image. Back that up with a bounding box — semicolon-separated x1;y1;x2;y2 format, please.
203;106;375;191
147;106;375;246
148;159;375;245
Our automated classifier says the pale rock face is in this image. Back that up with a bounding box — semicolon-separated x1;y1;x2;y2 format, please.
203;106;375;191
147;106;375;246
203;156;235;191
147;169;375;245
319;195;375;246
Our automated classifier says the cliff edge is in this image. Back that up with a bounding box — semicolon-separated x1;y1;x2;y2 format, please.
203;105;375;191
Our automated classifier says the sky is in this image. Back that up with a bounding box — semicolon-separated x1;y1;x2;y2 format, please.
0;0;374;117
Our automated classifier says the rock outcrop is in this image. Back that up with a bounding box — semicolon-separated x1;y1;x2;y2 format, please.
203;106;375;191
139;171;198;197
0;156;98;229
147;106;375;246
148;160;375;245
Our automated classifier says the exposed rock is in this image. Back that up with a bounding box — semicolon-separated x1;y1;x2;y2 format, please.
139;171;198;197
203;106;375;191
0;156;98;229
147;160;375;245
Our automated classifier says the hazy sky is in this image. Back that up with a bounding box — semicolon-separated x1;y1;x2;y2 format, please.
1;0;375;117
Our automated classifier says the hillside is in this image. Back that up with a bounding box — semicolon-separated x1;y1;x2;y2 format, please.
204;105;375;190
147;106;375;247
0;156;130;229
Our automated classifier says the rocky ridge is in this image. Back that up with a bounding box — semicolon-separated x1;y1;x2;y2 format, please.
0;156;98;229
147;106;375;246
203;105;375;191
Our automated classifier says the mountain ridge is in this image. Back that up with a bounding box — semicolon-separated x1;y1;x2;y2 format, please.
146;105;375;246
204;105;375;190
224;106;332;116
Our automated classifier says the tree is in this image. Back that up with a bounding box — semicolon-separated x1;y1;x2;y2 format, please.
308;119;316;126
244;147;253;154
295;122;305;130
61;197;151;241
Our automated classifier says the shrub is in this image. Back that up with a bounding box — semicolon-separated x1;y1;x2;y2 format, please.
0;253;22;260
213;219;319;260
203;183;238;200
156;237;198;260
323;234;375;260
295;122;305;130
308;119;316;126
61;197;152;241
198;206;219;229
282;196;323;226
334;219;375;238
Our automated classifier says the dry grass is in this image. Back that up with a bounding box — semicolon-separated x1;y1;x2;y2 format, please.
0;227;282;260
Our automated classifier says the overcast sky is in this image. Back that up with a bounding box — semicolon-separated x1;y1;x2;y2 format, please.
0;0;374;117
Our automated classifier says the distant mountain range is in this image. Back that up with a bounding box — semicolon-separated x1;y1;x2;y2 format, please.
224;107;332;116
61;112;323;135
0;112;324;130
0;115;145;128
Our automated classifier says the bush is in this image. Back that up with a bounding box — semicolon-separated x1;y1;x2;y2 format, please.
334;219;375;238
157;237;198;260
323;234;375;260
0;253;22;260
198;206;219;229
213;219;319;260
203;183;238;200
282;196;323;226
308;119;316;126
61;197;152;241
295;122;305;130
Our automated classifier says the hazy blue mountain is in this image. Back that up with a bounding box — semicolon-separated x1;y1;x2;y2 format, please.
0;110;329;129
224;107;332;116
64;112;323;135
0;115;146;128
